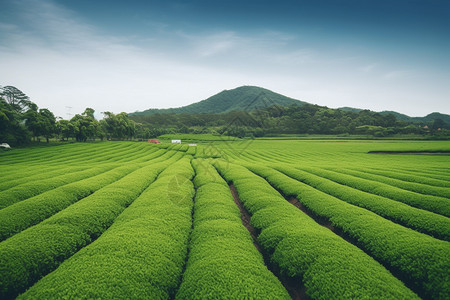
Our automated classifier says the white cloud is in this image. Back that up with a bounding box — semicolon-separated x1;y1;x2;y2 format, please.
0;1;319;117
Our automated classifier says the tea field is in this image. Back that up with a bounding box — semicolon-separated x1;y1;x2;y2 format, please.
0;140;449;299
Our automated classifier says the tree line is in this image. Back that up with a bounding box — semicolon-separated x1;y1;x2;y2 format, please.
131;104;449;139
1;86;136;146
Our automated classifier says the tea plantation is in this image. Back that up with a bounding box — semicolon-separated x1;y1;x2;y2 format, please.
0;140;449;299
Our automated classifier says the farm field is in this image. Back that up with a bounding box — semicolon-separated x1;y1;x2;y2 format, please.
0;139;449;299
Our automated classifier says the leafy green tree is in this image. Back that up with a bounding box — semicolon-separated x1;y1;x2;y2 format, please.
100;112;135;140
38;109;56;142
56;119;74;141
0;96;31;145
24;105;56;142
82;108;95;119
24;104;41;141
70;108;99;142
0;86;32;113
0;86;34;145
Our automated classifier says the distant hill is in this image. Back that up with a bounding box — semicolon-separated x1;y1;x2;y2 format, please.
339;107;450;124
130;86;449;125
338;107;363;113
130;86;308;116
378;111;415;122
414;112;450;125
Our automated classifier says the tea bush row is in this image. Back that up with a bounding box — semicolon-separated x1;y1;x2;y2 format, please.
0;165;138;241
0;156;184;299
360;167;450;188
0;165;86;192
0;165;116;209
335;167;450;198
302;167;450;217
259;164;450;241
176;159;290;299
252;164;450;299
214;161;418;299
17;158;194;299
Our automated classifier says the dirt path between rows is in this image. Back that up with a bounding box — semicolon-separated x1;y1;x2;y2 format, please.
229;184;262;252
229;184;308;300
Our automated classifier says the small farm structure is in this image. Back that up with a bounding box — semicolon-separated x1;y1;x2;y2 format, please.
0;143;11;149
147;139;160;144
171;140;181;144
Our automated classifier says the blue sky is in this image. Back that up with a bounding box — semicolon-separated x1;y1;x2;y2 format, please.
0;0;449;118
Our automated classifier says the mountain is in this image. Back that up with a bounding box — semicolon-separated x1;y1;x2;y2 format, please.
130;86;308;116
130;85;449;125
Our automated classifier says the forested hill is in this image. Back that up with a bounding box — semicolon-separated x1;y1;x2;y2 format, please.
133;86;449;125
130;86;308;116
339;108;450;125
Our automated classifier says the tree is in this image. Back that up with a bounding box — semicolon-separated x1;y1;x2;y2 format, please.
0;86;32;113
70;108;99;142
56;119;74;141
82;107;95;119
100;111;135;140
0;96;31;145
23;105;56;142
24;104;41;141
38;109;56;143
0;86;40;145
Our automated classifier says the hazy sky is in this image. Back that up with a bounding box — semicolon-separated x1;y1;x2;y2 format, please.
0;0;449;119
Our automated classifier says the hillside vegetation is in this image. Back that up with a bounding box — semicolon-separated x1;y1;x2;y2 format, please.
130;86;449;139
130;86;307;116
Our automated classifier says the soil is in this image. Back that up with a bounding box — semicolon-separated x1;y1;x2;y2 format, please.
229;184;262;252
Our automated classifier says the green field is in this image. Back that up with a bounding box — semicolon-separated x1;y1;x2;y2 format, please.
0;139;449;299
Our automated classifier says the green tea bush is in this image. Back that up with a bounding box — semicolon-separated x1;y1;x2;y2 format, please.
18;158;194;299
0;166;67;191
214;162;418;300
336;167;450;198
185;145;197;156
0;166;115;209
0;165;139;241
359;167;450;188
127;148;167;163
0;160;177;299
253;165;450;299
191;159;224;188
258;164;450;241
175;160;290;299
394;167;450;182
303;167;450;217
